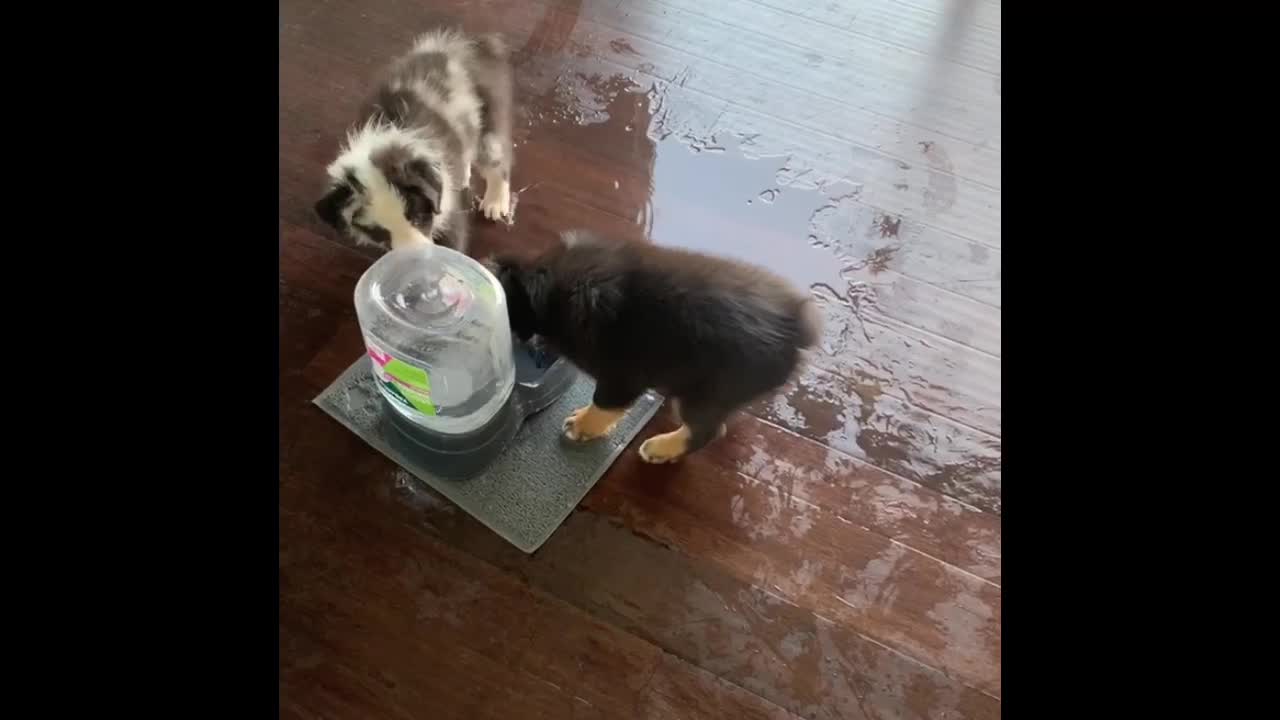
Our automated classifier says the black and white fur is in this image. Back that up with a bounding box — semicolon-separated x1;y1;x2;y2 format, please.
314;29;514;253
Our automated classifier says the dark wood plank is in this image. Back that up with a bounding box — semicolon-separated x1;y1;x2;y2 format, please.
584;439;1002;695
752;359;1001;514
696;417;1001;585
297;304;1001;700
739;0;1003;74
283;414;807;719
283;395;999;718
536;0;1003;166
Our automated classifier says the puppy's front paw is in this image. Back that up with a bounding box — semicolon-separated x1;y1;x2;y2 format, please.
639;428;690;464
390;233;434;251
562;406;590;441
480;184;512;223
562;404;621;442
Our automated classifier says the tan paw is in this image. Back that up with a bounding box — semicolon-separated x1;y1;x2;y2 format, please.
562;404;622;442
638;427;691;464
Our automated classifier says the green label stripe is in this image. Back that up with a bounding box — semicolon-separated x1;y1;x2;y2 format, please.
378;358;436;415
382;380;412;405
384;358;430;391
380;378;436;416
404;390;437;415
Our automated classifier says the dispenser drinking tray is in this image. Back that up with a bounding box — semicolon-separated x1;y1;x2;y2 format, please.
313;341;663;552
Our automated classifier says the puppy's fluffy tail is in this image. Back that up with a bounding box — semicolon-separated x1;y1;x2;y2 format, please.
797;299;823;348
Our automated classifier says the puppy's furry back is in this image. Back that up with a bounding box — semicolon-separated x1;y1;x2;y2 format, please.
315;28;514;251
493;234;820;407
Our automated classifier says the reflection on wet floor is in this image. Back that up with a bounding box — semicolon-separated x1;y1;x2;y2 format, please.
649;134;852;295
500;56;1000;513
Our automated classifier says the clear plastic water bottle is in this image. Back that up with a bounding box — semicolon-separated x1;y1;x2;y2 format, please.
354;244;515;435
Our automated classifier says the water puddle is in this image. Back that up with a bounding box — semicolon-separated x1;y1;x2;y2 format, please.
647;133;854;295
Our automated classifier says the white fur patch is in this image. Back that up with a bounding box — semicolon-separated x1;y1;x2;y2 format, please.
405;44;483;172
327;121;454;248
482;135;506;165
412;28;473;56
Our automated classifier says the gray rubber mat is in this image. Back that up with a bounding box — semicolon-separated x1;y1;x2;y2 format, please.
313;355;662;552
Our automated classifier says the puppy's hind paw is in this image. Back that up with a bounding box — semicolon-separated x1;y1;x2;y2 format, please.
638;427;691;464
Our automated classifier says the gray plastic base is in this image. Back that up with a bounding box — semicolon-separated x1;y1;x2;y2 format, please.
313;350;662;552
379;344;580;479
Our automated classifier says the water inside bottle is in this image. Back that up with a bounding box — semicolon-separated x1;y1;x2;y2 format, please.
355;245;516;435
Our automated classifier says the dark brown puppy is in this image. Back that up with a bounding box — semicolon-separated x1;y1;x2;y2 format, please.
486;231;821;463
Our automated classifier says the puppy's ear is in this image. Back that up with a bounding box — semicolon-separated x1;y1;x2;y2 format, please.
483;257;522;296
315;182;354;229
481;256;519;304
479;255;503;277
484;257;544;341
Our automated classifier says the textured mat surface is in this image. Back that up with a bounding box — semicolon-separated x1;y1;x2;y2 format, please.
314;356;663;552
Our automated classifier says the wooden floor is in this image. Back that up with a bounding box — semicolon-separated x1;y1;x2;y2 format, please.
280;1;1000;717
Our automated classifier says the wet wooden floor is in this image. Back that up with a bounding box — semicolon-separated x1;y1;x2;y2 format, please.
280;1;1000;717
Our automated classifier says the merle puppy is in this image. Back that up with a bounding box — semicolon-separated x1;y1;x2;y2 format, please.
486;231;821;463
314;29;514;253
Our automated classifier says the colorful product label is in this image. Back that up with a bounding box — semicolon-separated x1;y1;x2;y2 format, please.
365;339;436;416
